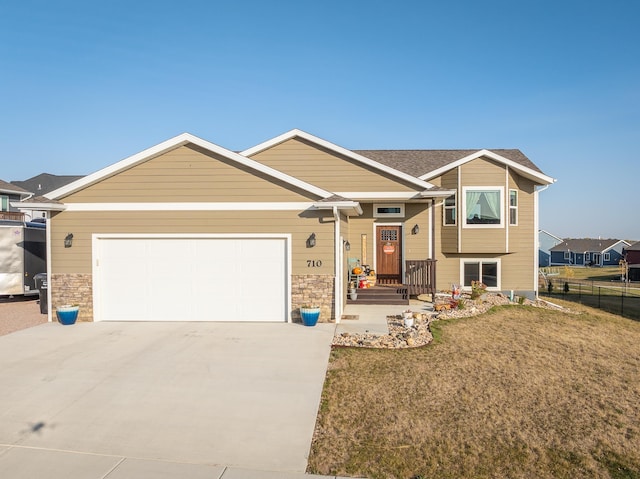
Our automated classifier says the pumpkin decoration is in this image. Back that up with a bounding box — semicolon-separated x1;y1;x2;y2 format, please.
352;267;363;275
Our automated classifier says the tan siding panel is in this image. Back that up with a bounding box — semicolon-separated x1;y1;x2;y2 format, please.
62;145;316;203
51;210;335;276
251;138;418;192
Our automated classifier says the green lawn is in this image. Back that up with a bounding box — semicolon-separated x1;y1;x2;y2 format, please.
308;302;640;479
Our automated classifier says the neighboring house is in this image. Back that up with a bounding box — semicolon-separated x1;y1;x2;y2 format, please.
549;238;630;267
11;173;83;221
30;129;555;323
538;229;563;267
0;179;32;221
624;241;640;265
624;241;640;281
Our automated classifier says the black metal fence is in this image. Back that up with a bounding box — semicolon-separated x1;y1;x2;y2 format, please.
541;279;640;321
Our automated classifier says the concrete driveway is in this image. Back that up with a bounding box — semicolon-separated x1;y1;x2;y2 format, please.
0;321;335;474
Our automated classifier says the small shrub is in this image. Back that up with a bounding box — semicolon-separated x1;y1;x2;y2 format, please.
518;296;525;305
470;280;487;299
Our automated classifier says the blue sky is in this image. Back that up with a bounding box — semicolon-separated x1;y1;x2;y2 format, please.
2;0;638;240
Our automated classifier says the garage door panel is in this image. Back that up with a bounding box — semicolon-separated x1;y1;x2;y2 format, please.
96;237;288;322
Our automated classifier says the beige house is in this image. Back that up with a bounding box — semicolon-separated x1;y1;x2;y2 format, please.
32;129;555;323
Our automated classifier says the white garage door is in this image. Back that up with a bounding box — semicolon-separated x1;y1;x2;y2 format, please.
94;236;289;322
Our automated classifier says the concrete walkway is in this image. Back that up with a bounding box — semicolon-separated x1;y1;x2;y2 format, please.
0;321;339;478
338;301;434;335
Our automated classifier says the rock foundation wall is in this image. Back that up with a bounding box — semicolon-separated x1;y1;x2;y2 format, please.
51;273;93;322
291;275;335;322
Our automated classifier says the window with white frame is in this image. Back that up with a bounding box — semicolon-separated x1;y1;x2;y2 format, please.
462;260;500;289
509;189;518;225
443;194;456;225
373;203;405;218
564;251;571;260
463;187;503;227
1;195;8;212
585;253;590;261
604;252;610;261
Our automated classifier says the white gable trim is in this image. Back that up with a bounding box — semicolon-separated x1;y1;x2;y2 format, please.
46;133;334;201
539;229;563;242
241;129;437;190
419;149;556;186
601;239;631;253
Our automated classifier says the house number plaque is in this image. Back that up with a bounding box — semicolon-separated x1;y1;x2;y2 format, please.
307;260;323;267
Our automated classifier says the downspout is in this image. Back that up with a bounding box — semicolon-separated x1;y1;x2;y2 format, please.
431;198;436;259
45;212;52;323
333;206;342;323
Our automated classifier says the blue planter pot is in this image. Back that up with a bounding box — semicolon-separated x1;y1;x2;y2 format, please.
300;308;320;327
56;306;79;325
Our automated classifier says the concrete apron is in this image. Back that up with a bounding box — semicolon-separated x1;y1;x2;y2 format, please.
0;321;335;474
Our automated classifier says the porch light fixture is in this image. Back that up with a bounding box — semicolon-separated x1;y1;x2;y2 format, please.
344;240;351;251
411;224;420;235
64;233;74;248
307;233;316;248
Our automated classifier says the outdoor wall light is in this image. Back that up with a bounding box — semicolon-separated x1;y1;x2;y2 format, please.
411;224;420;235
344;240;351;251
64;233;74;248
307;233;316;248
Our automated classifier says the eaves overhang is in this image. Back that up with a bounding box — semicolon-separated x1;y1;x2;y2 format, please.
312;200;363;216
11;200;66;211
45;133;335;202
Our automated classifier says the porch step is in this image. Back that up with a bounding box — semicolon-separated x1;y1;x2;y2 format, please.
347;285;409;305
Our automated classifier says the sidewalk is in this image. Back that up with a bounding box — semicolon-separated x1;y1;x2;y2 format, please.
0;445;347;479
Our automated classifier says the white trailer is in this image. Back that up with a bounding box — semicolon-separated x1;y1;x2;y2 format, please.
0;221;46;296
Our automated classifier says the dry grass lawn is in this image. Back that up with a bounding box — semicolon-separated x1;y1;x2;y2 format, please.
308;302;640;479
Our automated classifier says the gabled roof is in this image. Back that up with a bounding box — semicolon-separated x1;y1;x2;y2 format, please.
355;149;554;186
625;241;640;251
550;238;631;253
0;179;31;196
46;133;335;201
12;173;84;196
241;129;440;192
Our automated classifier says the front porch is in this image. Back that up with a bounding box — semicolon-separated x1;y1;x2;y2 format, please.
346;259;437;306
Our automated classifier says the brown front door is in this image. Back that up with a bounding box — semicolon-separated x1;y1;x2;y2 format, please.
376;225;403;284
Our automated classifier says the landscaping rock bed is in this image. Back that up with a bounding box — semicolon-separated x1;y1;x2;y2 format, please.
332;293;564;349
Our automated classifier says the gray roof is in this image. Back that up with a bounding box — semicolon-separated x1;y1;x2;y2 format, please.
352;149;541;178
12;173;84;196
0;179;30;195
550;238;625;253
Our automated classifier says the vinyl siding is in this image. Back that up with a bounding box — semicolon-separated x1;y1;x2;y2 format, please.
503;172;536;290
249;138;418;192
61;145;317;203
50;210;335;275
431;159;538;293
439;169;459;254
459;158;506;253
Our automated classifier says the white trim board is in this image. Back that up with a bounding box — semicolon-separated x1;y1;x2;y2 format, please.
64;202;321;212
419;149;556;186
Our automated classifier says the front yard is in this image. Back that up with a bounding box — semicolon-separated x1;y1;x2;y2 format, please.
308;301;640;479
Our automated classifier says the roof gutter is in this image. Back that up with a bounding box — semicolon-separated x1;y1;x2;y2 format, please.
312;201;363;216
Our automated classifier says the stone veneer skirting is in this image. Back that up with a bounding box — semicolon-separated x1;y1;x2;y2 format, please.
291;274;335;322
51;273;94;322
50;273;334;323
